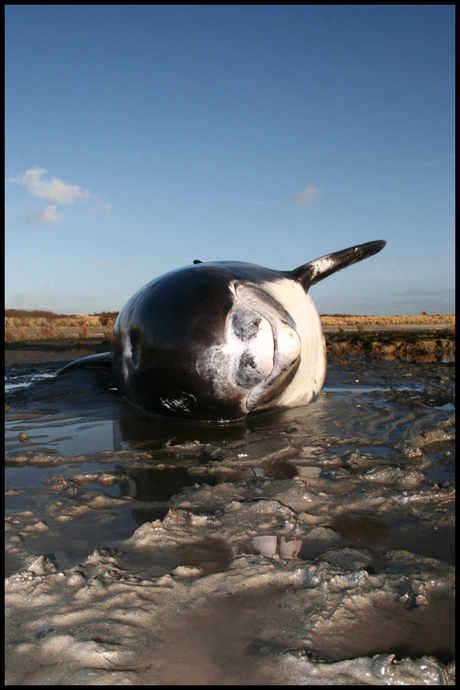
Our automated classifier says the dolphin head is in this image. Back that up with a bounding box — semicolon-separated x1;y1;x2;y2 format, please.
111;262;304;419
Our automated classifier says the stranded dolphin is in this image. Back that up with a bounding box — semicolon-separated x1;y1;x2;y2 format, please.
59;240;386;421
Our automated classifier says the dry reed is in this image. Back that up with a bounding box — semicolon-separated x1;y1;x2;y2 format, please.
5;310;455;341
40;327;58;339
320;313;455;326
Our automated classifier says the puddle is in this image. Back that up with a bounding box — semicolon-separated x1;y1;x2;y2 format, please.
5;414;115;455
325;513;455;565
174;538;234;576
95;537;234;583
248;512;455;566
326;512;389;544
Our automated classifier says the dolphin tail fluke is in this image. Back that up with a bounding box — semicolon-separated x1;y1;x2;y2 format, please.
290;240;386;290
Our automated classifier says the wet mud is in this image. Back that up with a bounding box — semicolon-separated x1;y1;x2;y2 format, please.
325;328;455;361
5;336;455;684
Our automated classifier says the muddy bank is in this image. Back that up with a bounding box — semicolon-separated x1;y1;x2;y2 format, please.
4;338;112;366
4;341;456;684
325;329;454;361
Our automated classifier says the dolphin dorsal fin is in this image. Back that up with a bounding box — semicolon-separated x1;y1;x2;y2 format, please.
290;240;386;290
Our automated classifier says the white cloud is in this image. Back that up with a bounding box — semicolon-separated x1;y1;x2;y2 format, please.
7;167;90;205
290;183;321;206
25;204;63;225
6;167;101;225
97;259;119;266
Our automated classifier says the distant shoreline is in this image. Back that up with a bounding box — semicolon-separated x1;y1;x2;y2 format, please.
4;328;455;366
320;313;455;326
4;312;455;342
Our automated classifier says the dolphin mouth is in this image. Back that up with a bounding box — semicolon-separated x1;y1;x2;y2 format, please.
234;283;301;412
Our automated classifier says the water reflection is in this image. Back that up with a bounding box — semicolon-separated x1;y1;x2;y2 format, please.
247;513;455;566
251;535;303;559
112;414;252;451
325;513;389;545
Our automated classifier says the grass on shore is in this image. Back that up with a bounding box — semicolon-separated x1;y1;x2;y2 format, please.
5;310;118;329
320;313;455;326
4;310;455;342
5;310;117;341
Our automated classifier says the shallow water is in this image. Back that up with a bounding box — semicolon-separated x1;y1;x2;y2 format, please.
5;355;455;569
5;353;456;684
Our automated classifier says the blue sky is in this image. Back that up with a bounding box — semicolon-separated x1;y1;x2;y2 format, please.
5;5;455;316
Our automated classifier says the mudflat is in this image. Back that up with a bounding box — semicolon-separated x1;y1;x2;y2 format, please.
5;336;455;684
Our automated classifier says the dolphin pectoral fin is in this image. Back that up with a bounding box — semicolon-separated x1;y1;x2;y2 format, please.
290;240;386;290
58;352;112;375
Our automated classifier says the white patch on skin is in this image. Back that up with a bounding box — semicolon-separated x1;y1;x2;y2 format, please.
196;294;275;409
241;278;326;412
226;299;274;385
160;393;196;413
236;283;301;411
196;278;325;415
121;327;132;382
196;344;234;399
308;256;336;281
271;278;326;407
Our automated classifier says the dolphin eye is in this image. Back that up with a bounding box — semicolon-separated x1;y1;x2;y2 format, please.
130;331;141;369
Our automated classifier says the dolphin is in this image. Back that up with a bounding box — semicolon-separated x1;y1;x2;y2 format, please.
59;239;386;421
